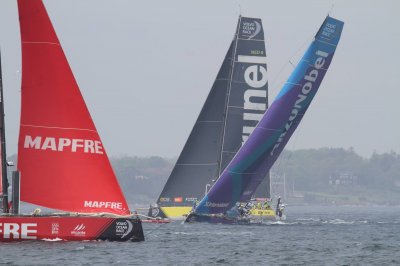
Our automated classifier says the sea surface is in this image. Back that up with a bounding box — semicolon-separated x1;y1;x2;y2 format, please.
1;205;399;265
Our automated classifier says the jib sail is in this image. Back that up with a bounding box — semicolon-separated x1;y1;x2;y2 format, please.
17;0;130;215
195;16;344;215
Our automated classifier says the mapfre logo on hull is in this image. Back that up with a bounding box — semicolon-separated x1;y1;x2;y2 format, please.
0;223;37;240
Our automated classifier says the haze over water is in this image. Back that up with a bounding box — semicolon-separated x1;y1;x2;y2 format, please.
0;0;399;158
1;206;399;265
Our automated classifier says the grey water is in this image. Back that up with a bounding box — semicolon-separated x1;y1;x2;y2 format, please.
0;205;399;265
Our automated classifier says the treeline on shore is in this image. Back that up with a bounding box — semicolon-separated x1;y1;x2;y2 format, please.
109;148;400;206
7;148;399;206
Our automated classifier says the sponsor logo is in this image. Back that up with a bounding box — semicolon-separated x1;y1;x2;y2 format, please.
185;197;197;202
71;224;86;236
270;50;329;156
159;197;170;202
115;220;133;239
241;20;261;39
204;202;230;208
51;222;60;235
0;223;37;240
84;201;123;210
24;135;104;154
174;197;183;203
321;22;337;40
238;57;268;145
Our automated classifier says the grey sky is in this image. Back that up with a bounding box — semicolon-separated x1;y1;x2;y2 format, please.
0;0;399;158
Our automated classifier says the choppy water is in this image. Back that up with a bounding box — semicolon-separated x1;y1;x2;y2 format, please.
1;205;399;265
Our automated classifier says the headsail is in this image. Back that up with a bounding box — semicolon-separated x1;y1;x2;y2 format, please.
195;16;344;215
156;17;268;211
17;0;130;215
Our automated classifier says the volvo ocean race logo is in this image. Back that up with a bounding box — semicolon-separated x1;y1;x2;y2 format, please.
241;20;261;39
71;224;86;236
270;50;329;156
0;223;37;240
51;222;60;235
23;135;104;154
115;220;133;239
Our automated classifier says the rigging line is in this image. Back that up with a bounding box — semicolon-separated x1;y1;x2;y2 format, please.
328;3;335;16
236;0;242;16
217;19;241;177
134;214;170;237
269;34;315;95
143;223;167;238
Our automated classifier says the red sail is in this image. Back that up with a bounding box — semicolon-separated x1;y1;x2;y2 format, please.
17;0;130;215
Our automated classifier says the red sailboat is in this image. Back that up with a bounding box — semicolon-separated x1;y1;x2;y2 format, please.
0;0;144;242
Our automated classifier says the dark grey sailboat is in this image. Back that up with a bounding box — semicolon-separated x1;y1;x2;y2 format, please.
150;17;269;220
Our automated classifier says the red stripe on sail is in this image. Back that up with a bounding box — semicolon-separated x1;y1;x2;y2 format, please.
17;0;130;215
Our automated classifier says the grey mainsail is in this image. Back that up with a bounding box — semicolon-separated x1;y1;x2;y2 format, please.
155;17;268;218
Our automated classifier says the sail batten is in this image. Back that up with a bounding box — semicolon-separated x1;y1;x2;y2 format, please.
195;16;344;215
17;0;129;215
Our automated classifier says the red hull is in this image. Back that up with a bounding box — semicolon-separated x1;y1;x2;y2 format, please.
0;216;144;242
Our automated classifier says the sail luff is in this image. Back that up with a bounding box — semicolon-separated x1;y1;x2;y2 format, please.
17;0;130;215
217;16;242;177
195;16;344;215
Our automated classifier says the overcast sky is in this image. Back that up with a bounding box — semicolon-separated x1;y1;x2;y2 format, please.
0;0;399;158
